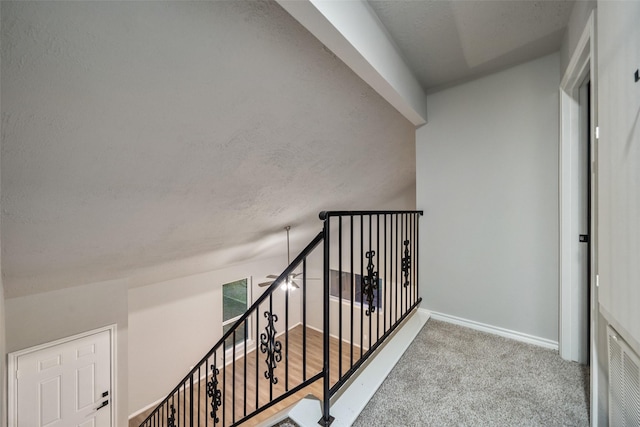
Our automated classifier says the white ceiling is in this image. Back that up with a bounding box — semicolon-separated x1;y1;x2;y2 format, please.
1;0;576;298
368;0;575;92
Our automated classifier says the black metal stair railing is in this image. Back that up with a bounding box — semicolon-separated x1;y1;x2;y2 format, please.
318;211;423;426
138;210;422;427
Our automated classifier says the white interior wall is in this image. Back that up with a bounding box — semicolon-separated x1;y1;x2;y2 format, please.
4;279;129;427
596;0;640;354
128;255;311;416
416;53;560;343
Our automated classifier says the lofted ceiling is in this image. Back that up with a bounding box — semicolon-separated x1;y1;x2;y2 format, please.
368;0;575;92
1;0;576;298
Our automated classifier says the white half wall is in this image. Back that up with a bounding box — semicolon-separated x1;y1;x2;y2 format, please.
0;278;5;427
416;53;560;343
1;147;6;427
4;279;129;427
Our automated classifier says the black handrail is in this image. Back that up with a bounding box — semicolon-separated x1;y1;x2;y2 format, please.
319;210;424;219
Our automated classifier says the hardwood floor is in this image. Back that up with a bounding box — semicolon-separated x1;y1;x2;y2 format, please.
130;325;363;427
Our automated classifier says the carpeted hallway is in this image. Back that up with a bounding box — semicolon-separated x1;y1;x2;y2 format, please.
352;319;589;426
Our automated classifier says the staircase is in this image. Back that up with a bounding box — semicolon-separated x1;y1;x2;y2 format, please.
138;210;423;427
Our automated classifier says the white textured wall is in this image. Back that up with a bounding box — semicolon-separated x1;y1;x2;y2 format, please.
0;0;416;297
128;256;309;416
417;53;560;342
5;279;129;427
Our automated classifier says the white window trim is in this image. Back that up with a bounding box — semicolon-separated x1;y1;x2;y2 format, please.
222;277;254;360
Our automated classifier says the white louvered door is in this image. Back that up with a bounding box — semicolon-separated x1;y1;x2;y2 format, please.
608;326;640;426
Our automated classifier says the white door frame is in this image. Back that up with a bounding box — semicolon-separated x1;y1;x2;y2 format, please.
7;324;117;427
559;9;598;424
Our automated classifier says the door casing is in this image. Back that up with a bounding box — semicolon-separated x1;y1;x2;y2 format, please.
559;9;598;424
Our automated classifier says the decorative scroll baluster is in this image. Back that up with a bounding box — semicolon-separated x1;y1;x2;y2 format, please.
363;250;379;316
259;311;282;384
168;405;176;427
207;364;222;423
402;239;411;288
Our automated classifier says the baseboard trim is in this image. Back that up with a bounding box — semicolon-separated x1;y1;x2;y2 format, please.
429;311;558;350
129;396;165;420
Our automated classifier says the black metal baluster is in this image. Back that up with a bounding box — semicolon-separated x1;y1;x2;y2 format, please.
232;330;236;424
244;319;247;418
338;216;343;378
360;214;364;358
207;353;222;426
303;258;307;382
190;373;194;426
376;214;380;341
383;214;387;335
390;214;394;324
269;296;274;401
368;215;372;349
416;213;420;302
222;339;226;426
350;215;354;369
205;358;209;427
197;366;201;427
395;213;399;323
169;397;175;427
321;216;332;426
412;213;416;305
285;278;289;392
400;213;405;316
176;384;180;427
255;308;259;411
405;213;409;313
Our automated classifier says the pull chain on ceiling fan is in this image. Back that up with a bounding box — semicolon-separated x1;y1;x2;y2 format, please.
258;226;318;290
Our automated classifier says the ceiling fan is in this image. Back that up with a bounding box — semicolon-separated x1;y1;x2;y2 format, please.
258;226;318;290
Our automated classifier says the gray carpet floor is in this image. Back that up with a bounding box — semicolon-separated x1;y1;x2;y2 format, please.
352;319;589;427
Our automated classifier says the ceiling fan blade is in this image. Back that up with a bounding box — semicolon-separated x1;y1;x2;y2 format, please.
258;281;275;287
290;281;300;289
266;274;279;279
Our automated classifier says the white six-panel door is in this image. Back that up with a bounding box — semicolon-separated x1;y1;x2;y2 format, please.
10;327;113;427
